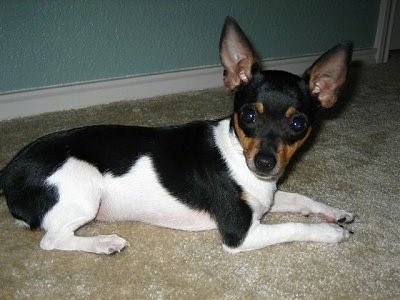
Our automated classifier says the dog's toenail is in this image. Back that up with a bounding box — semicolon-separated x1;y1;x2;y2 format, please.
337;217;346;223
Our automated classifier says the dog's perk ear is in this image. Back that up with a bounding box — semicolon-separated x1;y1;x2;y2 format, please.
304;42;353;108
219;16;257;90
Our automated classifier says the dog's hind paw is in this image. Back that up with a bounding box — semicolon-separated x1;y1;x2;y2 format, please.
94;234;130;255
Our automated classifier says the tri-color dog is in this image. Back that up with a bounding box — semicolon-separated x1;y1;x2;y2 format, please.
0;17;355;254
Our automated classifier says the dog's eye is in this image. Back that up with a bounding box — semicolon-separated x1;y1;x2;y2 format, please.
241;108;256;123
289;115;308;132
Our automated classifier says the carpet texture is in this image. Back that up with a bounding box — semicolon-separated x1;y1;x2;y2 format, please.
1;52;399;299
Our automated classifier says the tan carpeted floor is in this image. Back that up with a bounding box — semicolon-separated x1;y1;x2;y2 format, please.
1;52;399;299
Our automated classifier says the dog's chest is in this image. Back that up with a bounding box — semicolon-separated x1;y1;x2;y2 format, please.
242;182;275;220
213;119;276;219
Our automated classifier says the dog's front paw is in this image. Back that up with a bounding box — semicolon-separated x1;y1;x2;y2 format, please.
314;223;353;243
325;209;356;224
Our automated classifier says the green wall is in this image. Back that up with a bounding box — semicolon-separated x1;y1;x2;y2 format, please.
0;0;380;94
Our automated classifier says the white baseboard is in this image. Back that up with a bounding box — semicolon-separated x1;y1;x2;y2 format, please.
0;48;376;121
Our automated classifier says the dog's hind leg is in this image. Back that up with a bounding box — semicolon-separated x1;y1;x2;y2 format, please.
40;198;128;254
40;231;128;255
271;191;355;224
40;158;129;254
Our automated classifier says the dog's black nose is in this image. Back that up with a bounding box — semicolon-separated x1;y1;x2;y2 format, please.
254;154;276;172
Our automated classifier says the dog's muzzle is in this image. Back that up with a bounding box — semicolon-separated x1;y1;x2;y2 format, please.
246;152;282;181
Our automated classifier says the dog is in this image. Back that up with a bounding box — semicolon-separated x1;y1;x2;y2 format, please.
0;17;355;255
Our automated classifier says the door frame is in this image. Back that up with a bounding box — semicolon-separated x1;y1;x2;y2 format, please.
375;0;397;62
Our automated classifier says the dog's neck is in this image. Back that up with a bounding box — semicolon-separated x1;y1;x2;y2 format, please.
213;118;276;218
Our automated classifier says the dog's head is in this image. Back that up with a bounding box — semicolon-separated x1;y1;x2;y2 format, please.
219;16;352;180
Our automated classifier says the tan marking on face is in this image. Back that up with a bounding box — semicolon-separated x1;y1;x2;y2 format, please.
284;106;297;118
233;113;261;160
277;127;312;169
254;102;264;114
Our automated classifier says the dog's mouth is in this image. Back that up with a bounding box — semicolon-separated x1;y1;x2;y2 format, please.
254;172;282;182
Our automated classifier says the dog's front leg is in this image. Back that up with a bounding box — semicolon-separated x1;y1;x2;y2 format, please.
271;191;355;223
223;220;352;253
